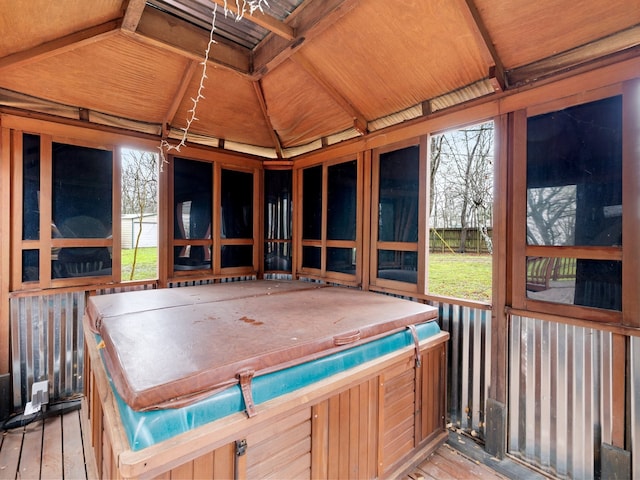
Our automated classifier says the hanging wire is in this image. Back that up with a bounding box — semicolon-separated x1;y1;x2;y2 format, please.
159;0;270;170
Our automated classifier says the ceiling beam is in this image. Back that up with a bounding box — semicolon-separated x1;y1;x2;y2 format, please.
459;0;506;91
291;52;367;135
252;0;359;78
131;7;252;76
163;60;201;137
252;80;284;158
509;26;640;87
121;0;147;32
0;20;120;73
209;0;295;41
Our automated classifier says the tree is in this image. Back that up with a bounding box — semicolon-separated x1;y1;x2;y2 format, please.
121;149;158;280
526;185;576;245
430;122;494;253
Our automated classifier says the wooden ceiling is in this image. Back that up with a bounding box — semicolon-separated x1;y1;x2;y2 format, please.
1;0;639;158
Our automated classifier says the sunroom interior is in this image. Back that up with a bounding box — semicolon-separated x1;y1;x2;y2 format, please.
1;0;640;478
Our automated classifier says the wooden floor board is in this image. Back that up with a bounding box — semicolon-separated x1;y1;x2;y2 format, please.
403;443;508;480
18;421;43;479
0;428;23;480
41;415;63;479
0;401;94;480
63;410;87;480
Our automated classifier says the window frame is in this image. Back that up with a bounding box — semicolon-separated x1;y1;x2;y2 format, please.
11;131;120;290
164;151;261;282
263;167;293;274
295;154;363;284
369;137;428;294
511;85;635;325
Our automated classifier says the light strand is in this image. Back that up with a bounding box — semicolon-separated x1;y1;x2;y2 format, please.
159;0;270;170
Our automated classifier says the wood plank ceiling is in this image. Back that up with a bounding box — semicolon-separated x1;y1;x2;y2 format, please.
0;0;639;158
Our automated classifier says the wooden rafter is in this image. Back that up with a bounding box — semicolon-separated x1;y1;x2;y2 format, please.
163;60;201;137
252;0;358;78
209;0;295;41
131;7;251;76
459;0;506;91
252;80;284;158
0;20;120;72
509;26;640;87
291;52;368;135
121;0;147;32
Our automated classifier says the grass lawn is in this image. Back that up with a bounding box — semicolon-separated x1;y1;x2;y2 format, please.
428;253;492;302
120;248;492;302
121;247;158;281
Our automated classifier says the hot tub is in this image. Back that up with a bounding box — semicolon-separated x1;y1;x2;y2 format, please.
83;280;448;479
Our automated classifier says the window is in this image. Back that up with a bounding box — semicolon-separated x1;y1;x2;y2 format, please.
173;157;213;272
220;168;254;269
371;141;424;290
299;157;360;279
264;170;292;272
525;96;622;313
428;122;494;302
170;157;257;278
15;133;116;287
121;148;159;281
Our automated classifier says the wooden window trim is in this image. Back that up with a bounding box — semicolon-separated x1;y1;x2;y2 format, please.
295;154;362;284
11;131;118;291
369;137;425;295
512;84;636;325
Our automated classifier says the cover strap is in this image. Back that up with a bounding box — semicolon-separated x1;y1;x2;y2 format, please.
237;369;257;417
406;324;421;367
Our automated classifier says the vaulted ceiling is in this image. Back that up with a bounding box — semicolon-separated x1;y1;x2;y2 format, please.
1;0;639;158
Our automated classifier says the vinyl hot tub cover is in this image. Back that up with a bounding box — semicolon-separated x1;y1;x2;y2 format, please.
87;281;439;414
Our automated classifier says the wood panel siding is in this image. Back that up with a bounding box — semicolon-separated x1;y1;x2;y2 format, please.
246;408;312;479
311;378;379;479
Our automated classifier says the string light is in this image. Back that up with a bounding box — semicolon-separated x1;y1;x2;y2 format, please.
159;0;270;170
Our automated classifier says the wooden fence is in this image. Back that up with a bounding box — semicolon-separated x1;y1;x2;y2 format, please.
429;228;492;254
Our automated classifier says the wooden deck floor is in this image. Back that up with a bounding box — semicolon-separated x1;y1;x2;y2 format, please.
401;443;508;480
1;401;508;480
0;399;98;480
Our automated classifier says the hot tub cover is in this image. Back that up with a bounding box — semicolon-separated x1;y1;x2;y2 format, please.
87;281;438;411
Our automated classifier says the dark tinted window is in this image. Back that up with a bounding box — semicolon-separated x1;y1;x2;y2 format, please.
302;166;322;240
527;96;622;247
221;169;253;239
379;146;419;242
327;160;357;241
173;158;212;269
23;134;40;241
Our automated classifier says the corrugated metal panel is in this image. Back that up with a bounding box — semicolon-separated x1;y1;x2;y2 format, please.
10;283;157;410
146;0;304;49
435;302;491;439
509;315;614;479
631;336;640;479
10;292;86;409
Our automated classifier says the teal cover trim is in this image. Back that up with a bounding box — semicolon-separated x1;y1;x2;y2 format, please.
100;321;441;451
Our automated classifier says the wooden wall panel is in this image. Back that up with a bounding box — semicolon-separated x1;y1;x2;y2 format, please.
245;408;312;479
381;366;416;473
421;342;447;441
312;378;379;479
